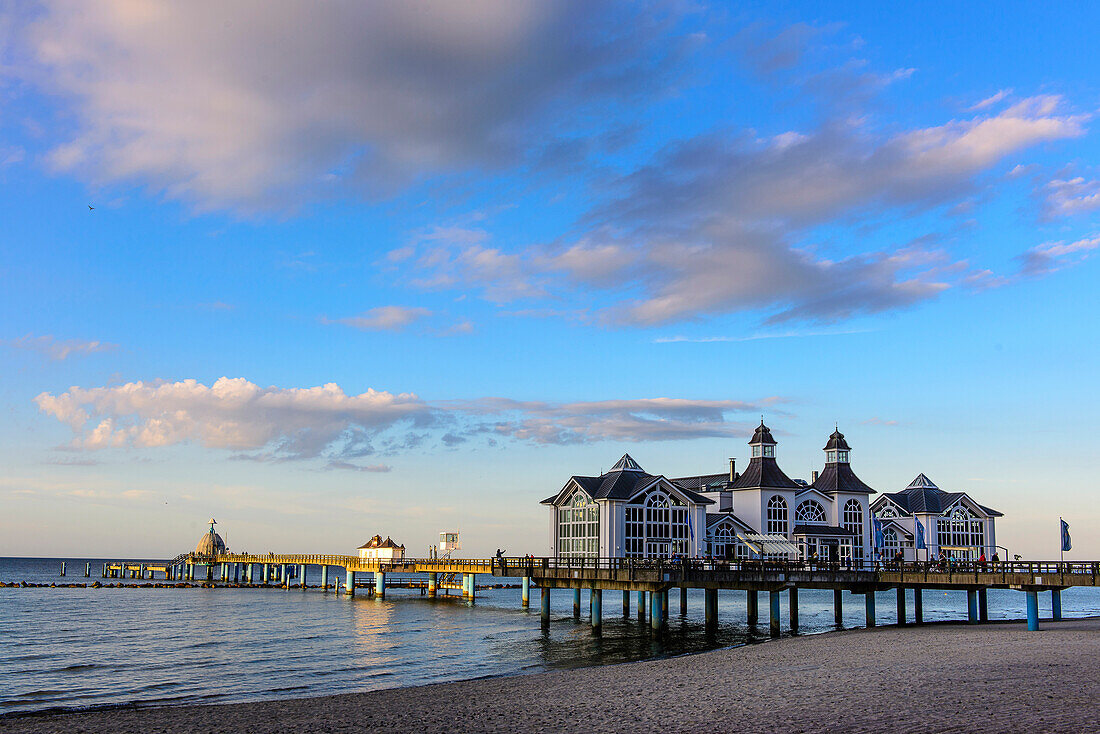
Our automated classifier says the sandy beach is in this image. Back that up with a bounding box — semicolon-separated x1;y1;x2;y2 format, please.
3;618;1097;734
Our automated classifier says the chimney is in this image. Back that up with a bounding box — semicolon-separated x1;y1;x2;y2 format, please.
729;458;736;482
811;470;819;483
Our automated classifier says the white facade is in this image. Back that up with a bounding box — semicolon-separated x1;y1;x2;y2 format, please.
357;535;406;561
544;425;1001;567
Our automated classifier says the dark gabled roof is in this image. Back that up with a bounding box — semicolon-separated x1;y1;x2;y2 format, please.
671;472;731;491
730;457;801;490
877;475;1003;517
706;511;754;530
749;420;777;445
542;469;713;505
792;524;856;536
811;462;876;494
823;429;851;451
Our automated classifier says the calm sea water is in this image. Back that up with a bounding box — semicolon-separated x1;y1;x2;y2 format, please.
3;556;1098;715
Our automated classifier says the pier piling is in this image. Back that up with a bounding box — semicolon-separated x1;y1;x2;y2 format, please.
85;562;90;577
897;588;907;625
680;587;688;616
345;568;355;596
591;588;602;630
427;572;436;598
661;589;669;620
649;590;663;631
320;565;328;590
60;562;65;577
979;588;989;622
300;564;307;589
521;576;529;607
1052;589;1062;621
704;588;718;628
865;592;876;627
1026;590;1039;630
375;571;385;599
747;590;759;626
541;587;550;628
914;588;923;623
573;588;581;618
789;587;799;633
967;590;978;624
769;591;781;637
834;589;843;625
622;589;630;616
637;590;645;621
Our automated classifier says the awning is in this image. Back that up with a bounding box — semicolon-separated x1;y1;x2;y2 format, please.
737;533;800;555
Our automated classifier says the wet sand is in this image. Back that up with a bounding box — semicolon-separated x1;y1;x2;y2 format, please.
4;618;1097;734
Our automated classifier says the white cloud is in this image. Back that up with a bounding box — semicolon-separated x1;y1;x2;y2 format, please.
968;89;1012;111
1017;235;1100;276
6;333;117;360
327;306;433;332
1040;176;1100;218
35;377;780;458
16;0;687;212
404;96;1084;325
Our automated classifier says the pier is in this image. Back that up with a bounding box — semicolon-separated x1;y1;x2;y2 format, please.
92;552;1100;635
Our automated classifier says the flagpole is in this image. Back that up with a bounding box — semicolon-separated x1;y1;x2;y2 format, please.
1060;517;1064;564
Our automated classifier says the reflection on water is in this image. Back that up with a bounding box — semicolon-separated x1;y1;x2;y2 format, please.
3;556;1099;714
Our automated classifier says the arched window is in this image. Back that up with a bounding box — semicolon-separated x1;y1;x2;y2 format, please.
877;504;899;519
882;527;899;555
795;500;827;524
766;495;788;535
936;504;985;559
843;499;864;563
624;488;692;558
711;524;734;559
558;492;598;558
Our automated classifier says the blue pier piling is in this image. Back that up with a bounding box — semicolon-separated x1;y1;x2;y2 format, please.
1026;590;1039;630
573;588;581;618
320;565;328;590
521;576;530;608
427;572;437;597
1052;589;1062;621
789;587;799;632
623;589;630;616
374;571;385;599
747;590;759;626
541;587;551;628
865;592;876;627
300;564;307;589
591;588;602;630
897;587;907;625
705;588;718;627
914;588;923;624
345;568;355;597
834;589;843;625
661;589;669;620
650;590;662;631
967;589;978;624
769;591;781;637
262;564;270;584
637;590;646;621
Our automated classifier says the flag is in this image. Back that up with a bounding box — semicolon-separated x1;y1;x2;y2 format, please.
872;517;884;549
687;513;695;542
915;519;927;550
1061;519;1072;552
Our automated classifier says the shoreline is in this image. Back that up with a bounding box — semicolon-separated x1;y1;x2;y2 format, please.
4;617;1097;733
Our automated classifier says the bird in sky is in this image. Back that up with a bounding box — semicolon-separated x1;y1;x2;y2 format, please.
88;204;95;211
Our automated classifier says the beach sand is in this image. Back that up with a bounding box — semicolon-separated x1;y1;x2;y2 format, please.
4;618;1097;734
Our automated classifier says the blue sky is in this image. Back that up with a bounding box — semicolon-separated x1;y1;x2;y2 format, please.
0;1;1097;558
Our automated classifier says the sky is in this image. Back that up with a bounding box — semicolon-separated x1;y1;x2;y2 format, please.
0;1;1097;559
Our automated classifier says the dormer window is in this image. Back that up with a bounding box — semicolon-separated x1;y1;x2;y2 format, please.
752;445;762;458
837;450;848;463
826;450;837;463
763;445;775;458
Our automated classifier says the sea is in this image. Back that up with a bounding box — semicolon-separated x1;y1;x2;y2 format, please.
3;556;1098;716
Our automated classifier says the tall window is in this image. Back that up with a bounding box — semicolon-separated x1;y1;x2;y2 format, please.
625;489;691;558
936;505;984;559
795;500;827;524
711;525;734;559
882;528;899;556
558;492;598;558
766;495;788;535
843;500;864;563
